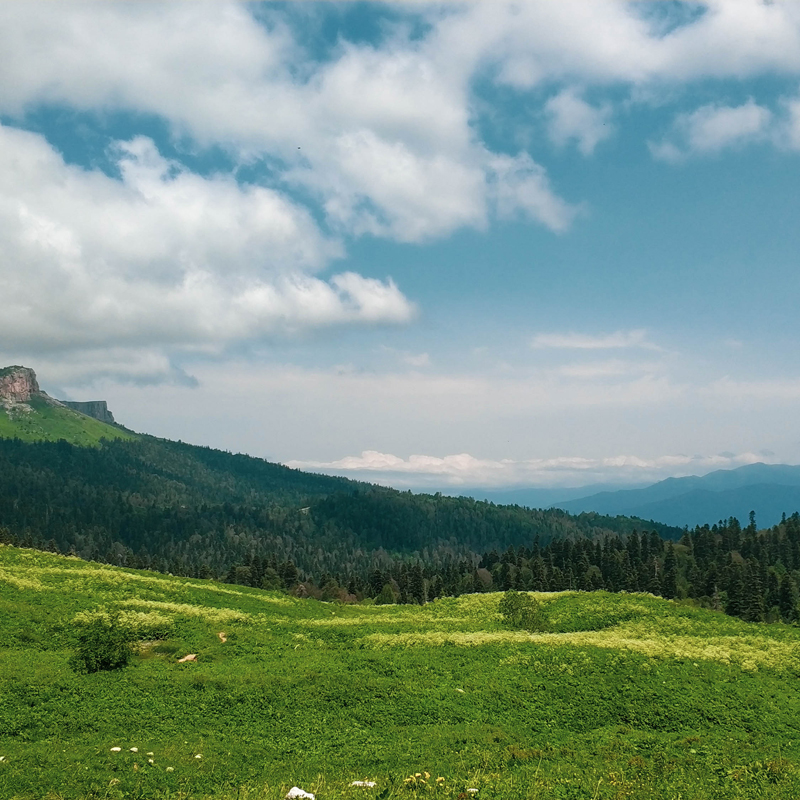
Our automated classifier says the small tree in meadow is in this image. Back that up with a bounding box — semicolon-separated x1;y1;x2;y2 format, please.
499;589;548;632
70;611;134;674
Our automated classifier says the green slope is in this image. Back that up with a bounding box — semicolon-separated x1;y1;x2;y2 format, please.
0;395;135;446
2;545;800;800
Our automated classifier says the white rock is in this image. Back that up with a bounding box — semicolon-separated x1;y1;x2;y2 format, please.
285;787;315;800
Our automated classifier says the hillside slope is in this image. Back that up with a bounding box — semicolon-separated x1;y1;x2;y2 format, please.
0;435;682;583
2;545;800;800
0;365;133;446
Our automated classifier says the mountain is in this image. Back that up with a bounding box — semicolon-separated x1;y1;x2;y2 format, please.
0;365;132;445
453;483;649;509
557;462;800;527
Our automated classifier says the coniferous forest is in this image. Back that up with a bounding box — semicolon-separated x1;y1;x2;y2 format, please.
0;435;798;624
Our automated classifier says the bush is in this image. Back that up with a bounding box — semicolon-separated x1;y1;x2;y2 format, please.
70;610;134;673
499;589;548;632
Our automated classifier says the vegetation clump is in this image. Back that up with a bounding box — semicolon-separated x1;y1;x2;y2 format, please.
69;610;135;673
498;589;548;631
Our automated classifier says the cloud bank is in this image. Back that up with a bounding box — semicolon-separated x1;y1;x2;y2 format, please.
287;449;772;490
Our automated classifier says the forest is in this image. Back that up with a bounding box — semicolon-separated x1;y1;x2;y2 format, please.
0;435;798;624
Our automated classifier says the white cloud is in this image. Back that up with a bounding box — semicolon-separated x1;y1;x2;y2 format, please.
545;88;613;155
488;153;577;232
0;125;414;372
783;93;800;149
0;3;574;245
286;448;770;489
651;100;773;161
531;330;656;350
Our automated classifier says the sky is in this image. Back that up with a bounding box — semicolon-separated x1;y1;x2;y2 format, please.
3;1;800;491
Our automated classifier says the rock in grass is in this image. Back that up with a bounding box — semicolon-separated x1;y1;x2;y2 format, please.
285;788;315;800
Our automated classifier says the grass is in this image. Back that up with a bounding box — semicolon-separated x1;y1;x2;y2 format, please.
0;397;135;446
1;545;800;799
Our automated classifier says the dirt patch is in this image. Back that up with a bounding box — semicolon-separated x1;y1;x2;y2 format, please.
177;653;197;663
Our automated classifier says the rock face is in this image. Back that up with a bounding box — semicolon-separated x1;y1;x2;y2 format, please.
61;401;116;424
0;366;40;403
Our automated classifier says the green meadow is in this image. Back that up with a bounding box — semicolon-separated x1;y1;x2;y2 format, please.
2;545;800;800
0;397;135;446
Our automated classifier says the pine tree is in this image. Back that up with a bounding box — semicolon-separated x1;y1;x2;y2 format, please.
662;542;678;599
778;574;798;622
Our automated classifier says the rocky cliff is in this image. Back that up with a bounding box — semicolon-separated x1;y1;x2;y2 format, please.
0;365;41;403
0;366;116;424
61;400;115;424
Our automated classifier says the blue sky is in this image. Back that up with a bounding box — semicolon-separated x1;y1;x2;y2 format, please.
3;1;800;490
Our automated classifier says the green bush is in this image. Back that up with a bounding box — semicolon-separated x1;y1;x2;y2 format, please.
69;610;134;673
499;589;548;631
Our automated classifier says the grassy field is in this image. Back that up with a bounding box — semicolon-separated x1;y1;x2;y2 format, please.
1;545;800;799
0;397;135;445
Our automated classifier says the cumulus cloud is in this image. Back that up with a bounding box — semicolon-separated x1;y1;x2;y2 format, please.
651;99;773;161
0;125;414;368
545;88;613;155
531;330;656;350
2;1;800;385
287;449;770;489
0;3;575;246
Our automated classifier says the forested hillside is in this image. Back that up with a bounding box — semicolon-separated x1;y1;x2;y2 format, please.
0;435;676;578
2;435;798;624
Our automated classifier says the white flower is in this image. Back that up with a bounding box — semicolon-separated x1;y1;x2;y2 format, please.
166;767;175;773
467;790;479;795
350;781;376;788
129;747;138;753
110;747;121;753
0;756;6;762
146;752;154;756
195;754;202;759
148;759;155;764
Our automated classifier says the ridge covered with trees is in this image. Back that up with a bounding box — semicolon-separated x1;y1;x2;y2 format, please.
1;435;798;623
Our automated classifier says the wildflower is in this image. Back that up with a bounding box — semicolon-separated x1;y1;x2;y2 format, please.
148;758;155;764
467;790;478;795
0;756;5;762
147;752;154;756
350;781;377;788
110;747;121;753
130;747;138;753
195;754;202;759
437;777;445;785
109;779;120;786
166;767;175;772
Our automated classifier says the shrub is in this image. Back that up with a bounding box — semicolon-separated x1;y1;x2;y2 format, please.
70;610;134;673
499;589;548;632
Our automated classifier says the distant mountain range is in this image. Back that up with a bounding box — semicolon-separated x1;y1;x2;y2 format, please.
463;463;800;529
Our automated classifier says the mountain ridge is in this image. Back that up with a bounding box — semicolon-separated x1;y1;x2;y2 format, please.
555;462;800;527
